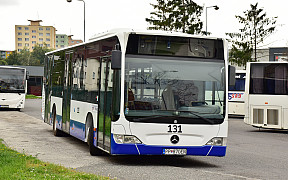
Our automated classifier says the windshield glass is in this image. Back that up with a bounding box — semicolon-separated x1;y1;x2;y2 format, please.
124;55;225;124
0;67;25;93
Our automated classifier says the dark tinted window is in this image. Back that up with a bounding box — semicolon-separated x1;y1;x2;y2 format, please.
250;63;288;95
229;73;245;91
126;34;224;60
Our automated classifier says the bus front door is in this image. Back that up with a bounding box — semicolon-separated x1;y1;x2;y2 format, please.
62;53;72;133
97;57;112;152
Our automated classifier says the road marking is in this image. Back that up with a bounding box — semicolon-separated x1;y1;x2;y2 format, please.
202;170;261;180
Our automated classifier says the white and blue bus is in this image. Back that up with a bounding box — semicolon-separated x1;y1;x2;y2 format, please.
228;70;246;117
43;29;234;156
0;66;26;110
244;62;288;129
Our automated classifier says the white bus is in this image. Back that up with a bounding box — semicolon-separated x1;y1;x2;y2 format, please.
43;29;234;156
228;70;246;117
0;66;26;110
244;62;288;129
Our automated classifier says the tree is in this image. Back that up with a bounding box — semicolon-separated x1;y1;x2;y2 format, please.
6;51;20;65
227;3;277;66
31;44;53;65
0;58;8;65
146;0;204;35
5;45;53;66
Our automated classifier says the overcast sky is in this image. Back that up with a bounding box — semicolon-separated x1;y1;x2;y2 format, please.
0;0;287;50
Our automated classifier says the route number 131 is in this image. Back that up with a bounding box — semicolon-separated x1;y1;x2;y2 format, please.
168;125;182;133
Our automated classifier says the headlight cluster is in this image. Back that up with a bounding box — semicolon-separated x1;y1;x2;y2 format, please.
113;134;142;144
205;137;227;146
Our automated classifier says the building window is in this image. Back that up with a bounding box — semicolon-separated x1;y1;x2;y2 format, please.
61;41;64;43
32;46;35;50
46;44;50;47
39;33;43;36
25;38;29;41
25;27;29;30
17;49;22;52
39;44;43;47
18;32;22;35
46;27;50;31
32;30;36;33
46;38;50;41
39;27;43;31
25;43;29;47
32;41;36;44
46;33;50;36
18;38;22;41
17;27;22;30
32;36;36;38
61;36;65;38
61;45;64;48
56;36;58;38
56;45;58;47
18;43;22;47
56;40;58;43
25;33;29;36
39;38;43;42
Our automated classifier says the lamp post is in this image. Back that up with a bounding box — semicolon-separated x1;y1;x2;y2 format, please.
205;5;219;35
67;0;86;42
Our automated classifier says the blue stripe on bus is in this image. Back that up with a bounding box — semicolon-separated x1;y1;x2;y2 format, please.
70;120;86;141
110;134;226;156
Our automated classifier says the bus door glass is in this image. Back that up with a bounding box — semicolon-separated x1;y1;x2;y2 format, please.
44;55;53;124
62;52;72;133
97;57;112;151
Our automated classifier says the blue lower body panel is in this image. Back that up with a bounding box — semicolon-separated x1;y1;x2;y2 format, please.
110;134;226;156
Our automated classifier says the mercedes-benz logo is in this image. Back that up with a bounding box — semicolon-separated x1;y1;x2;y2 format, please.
170;135;179;144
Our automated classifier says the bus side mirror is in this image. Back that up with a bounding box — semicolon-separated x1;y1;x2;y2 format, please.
228;65;236;86
111;50;121;70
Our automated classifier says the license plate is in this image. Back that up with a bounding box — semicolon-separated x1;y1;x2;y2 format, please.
163;149;187;155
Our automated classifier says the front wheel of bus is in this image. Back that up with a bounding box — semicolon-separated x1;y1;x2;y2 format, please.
52;107;61;136
88;123;103;156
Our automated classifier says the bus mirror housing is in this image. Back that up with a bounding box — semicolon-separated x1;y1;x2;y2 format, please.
26;71;30;80
228;65;236;86
111;50;122;70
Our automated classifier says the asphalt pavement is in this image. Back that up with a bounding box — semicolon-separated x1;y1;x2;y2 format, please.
1;99;288;180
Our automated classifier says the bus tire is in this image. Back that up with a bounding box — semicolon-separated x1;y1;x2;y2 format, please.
88;123;102;156
52;107;61;137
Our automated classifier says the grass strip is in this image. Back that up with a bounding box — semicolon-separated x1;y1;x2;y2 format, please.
0;139;110;180
25;94;42;99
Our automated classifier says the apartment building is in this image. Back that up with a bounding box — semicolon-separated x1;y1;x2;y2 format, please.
68;35;83;46
15;20;56;52
0;50;12;59
56;34;68;49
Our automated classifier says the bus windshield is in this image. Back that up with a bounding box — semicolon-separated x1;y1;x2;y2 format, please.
0;67;25;93
229;72;245;91
124;55;225;124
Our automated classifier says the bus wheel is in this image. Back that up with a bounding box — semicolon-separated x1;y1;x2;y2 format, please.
88;123;103;156
52;107;61;136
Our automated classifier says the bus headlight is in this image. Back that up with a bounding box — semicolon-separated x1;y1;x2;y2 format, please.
113;134;142;144
205;137;227;146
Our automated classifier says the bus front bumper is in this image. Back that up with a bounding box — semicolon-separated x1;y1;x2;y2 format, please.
110;135;226;156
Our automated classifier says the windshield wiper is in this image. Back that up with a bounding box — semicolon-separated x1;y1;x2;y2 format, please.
131;111;215;125
176;110;215;125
